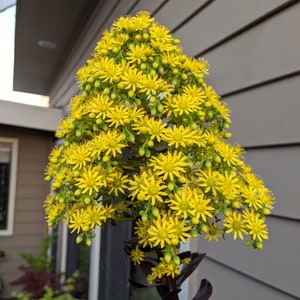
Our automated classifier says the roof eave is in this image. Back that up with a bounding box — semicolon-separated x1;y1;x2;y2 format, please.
0;100;62;132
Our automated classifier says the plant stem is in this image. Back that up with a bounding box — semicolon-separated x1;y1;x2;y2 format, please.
164;276;179;300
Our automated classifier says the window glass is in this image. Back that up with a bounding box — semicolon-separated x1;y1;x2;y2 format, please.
0;138;18;235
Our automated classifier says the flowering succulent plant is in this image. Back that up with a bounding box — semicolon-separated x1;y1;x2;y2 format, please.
44;11;274;299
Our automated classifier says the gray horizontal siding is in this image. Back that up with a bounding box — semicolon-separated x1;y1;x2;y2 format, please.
204;3;300;94
130;0;165;15
0;126;53;297
174;1;300;299
154;0;210;32
188;256;299;300
192;217;300;297
244;146;300;220
228;75;300;147
173;0;289;57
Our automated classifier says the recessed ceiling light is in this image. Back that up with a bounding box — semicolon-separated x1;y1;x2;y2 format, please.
37;40;57;49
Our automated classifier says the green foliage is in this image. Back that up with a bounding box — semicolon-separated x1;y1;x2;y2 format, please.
20;235;53;272
11;235;80;300
12;284;77;300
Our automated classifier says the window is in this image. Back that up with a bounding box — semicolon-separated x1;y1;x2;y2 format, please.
0;137;18;235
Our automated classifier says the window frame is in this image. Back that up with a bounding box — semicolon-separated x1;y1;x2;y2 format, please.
0;137;18;236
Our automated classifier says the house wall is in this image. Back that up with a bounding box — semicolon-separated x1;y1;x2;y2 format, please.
0;125;54;298
47;1;300;299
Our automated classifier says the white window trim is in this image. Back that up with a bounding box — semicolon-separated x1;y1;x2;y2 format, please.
0;137;18;236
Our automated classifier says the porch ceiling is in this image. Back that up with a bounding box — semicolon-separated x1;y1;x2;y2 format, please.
13;0;100;96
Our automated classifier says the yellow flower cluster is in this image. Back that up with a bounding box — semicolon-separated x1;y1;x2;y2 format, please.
44;12;274;281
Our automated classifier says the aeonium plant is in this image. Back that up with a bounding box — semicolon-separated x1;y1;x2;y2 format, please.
44;11;274;299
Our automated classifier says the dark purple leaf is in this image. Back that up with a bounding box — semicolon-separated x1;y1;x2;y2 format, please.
176;253;206;287
192;279;213;300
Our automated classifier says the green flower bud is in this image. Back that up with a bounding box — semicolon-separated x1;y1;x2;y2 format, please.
141;213;148;222
151;207;159;217
173;255;180;265
164;253;172;263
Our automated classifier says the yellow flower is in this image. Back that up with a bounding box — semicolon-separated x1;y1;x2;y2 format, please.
163;125;204;148
223;211;247;240
160;51;180;67
139;73;169;95
51;168;72;190
151;39;175;52
214;100;231;119
218;171;240;200
68;209;90;233
183;57;209;78
148;259;181;282
143;117;167;142
150;150;189;181
85;94;114;120
48;145;63;165
205;222;223;242
113;15;134;31
127;106;146;122
259;187;275;210
197;169;220;196
169;216;191;244
168;93;201;117
106;106;130;127
122;66;146;91
94;57;122;83
88;134;108;160
149;24;172;42
130;246;145;265
134;218;151;248
183;84;206;102
241;186;263;210
214;142;243;167
71;104;86;121
126;44;151;64
56;116;75;138
244;210;269;242
204;85;219;103
107;168;129;196
188;190;214;222
85;205;108;229
103;130;127;157
102;204;116;219
138;173;167;205
148;214;177;248
168;187;192;219
132;11;154;30
111;33;129;47
75;166;103;195
44;195;65;227
77;65;92;83
67;143;91;169
128;173;147;200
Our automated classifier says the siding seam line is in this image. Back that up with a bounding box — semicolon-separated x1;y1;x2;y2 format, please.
268;214;300;223
171;0;215;33
243;141;300;151
152;0;170;17
222;71;300;99
126;0;143;15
